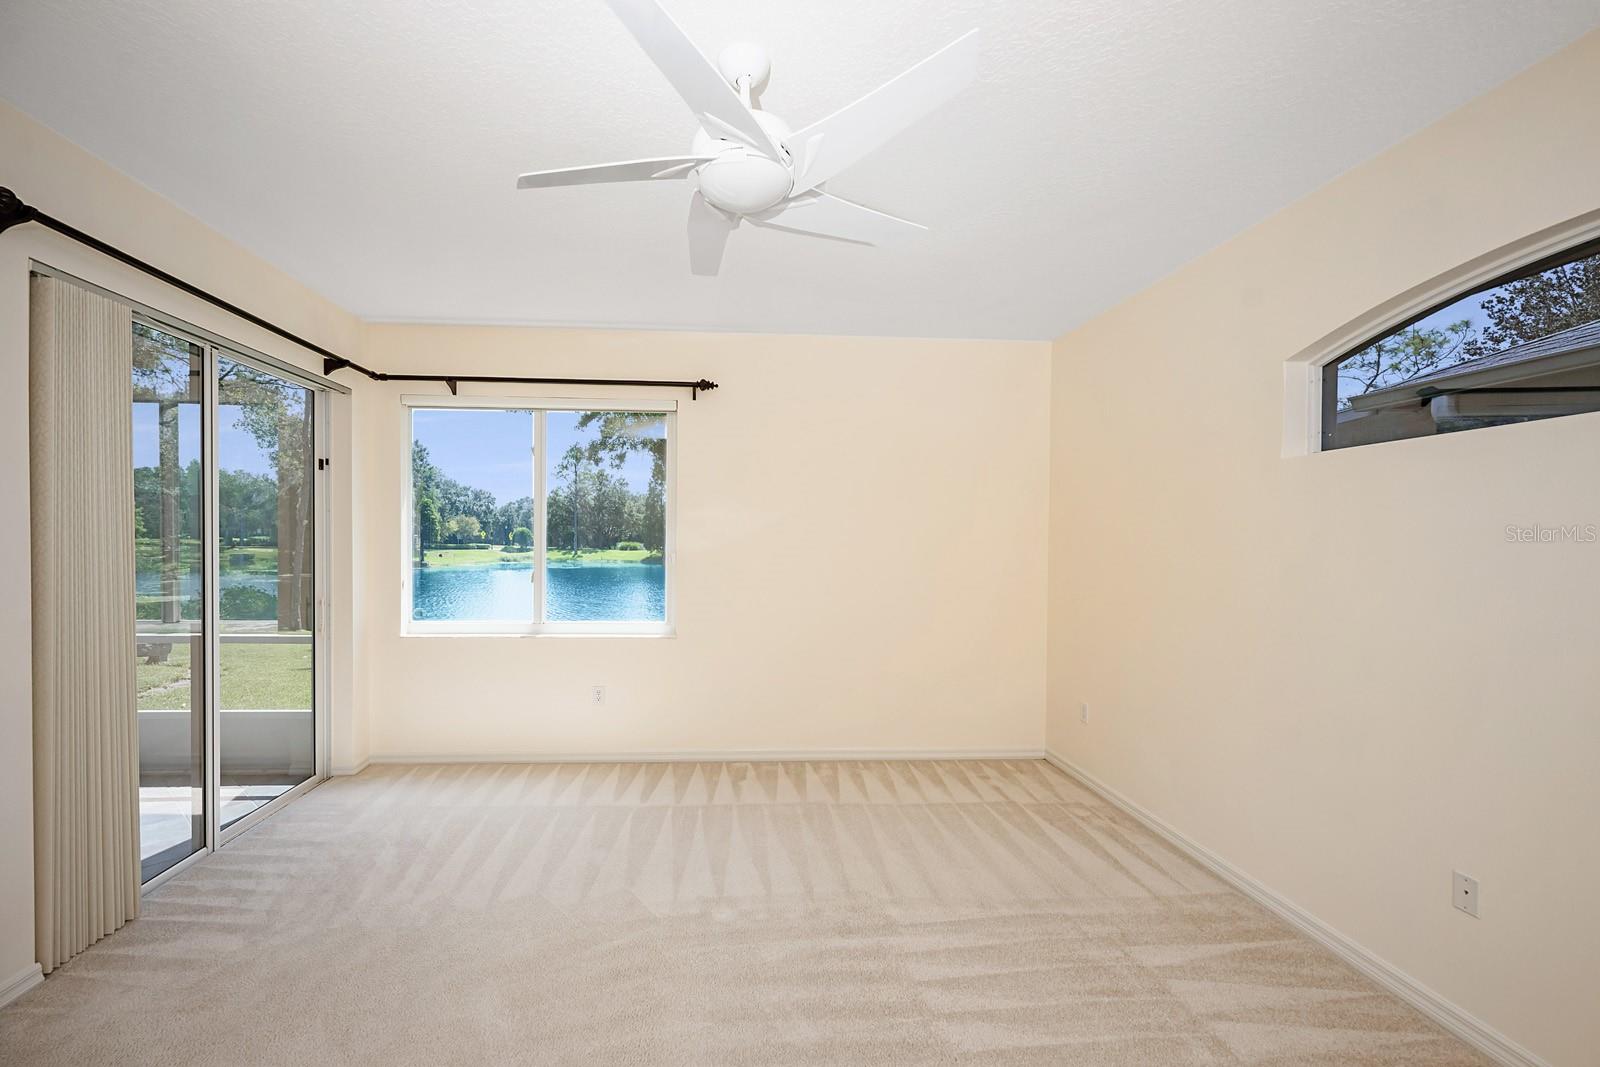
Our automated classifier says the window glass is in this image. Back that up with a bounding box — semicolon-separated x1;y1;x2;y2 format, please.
215;355;317;827
410;408;535;622
406;405;671;631
132;322;206;880
545;411;668;623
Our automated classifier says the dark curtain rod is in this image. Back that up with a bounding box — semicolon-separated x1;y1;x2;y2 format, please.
0;186;718;399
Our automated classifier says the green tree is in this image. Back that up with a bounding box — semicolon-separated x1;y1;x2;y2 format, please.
217;362;313;630
1336;320;1475;409
1337;250;1600;409
412;440;505;540
551;446;589;554
443;514;484;544
510;526;533;549
573;412;666;480
219;468;278;545
563;413;669;550
132;325;200;644
412;441;440;503
417;496;441;551
1465;250;1600;356
642;474;665;552
492;497;533;543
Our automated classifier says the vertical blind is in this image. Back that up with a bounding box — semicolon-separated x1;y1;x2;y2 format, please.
29;273;140;973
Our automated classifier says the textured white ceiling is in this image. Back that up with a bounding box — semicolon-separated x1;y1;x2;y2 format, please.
3;1;1598;340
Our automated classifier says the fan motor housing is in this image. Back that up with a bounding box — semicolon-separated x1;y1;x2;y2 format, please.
692;112;794;216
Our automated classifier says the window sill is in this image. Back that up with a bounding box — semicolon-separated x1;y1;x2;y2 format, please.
400;629;676;640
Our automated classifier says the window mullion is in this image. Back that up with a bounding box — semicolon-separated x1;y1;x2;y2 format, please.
533;409;547;628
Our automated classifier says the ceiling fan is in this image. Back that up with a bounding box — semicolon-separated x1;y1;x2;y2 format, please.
515;0;978;275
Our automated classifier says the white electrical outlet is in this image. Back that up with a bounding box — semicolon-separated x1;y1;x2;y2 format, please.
591;685;606;706
1452;871;1479;917
1080;702;1089;724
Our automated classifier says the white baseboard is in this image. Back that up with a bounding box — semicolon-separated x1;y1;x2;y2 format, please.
0;963;43;1010
330;758;370;777
370;747;1045;766
1042;750;1548;1067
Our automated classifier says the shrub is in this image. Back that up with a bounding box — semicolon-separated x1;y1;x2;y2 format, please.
137;587;277;621
510;526;534;549
220;586;277;621
615;541;645;552
136;594;203;621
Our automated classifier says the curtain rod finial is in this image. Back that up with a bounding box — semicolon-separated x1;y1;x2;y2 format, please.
0;187;38;235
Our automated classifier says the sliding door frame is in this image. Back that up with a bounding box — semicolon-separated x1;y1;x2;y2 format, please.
125;311;336;885
135;318;215;894
213;345;331;847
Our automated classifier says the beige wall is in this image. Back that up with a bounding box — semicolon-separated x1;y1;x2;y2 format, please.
0;100;370;988
359;324;1049;760
1045;32;1600;1066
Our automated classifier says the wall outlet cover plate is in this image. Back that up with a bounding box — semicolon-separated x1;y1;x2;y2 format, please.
1452;871;1479;917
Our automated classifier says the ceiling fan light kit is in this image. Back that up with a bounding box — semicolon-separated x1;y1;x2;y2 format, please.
515;0;978;275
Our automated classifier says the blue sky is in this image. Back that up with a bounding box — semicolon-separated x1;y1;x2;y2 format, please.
412;409;660;505
132;403;277;475
1406;291;1492;338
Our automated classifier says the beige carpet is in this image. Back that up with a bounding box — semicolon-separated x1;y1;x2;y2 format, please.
0;760;1488;1065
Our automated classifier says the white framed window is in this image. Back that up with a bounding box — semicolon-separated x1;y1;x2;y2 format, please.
1319;234;1600;450
402;395;675;635
1285;211;1600;456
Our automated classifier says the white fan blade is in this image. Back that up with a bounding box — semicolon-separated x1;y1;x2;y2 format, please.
516;156;714;190
687;191;737;275
750;192;926;246
603;0;783;159
786;30;979;195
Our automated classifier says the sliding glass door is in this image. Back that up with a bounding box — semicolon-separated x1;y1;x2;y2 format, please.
132;323;208;882
132;318;327;883
216;356;318;828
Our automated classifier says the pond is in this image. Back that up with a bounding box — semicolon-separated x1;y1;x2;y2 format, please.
412;561;666;622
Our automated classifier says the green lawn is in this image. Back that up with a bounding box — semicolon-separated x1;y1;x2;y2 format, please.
416;544;660;567
137;640;312;710
547;547;661;564
416;545;534;567
216;545;280;574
